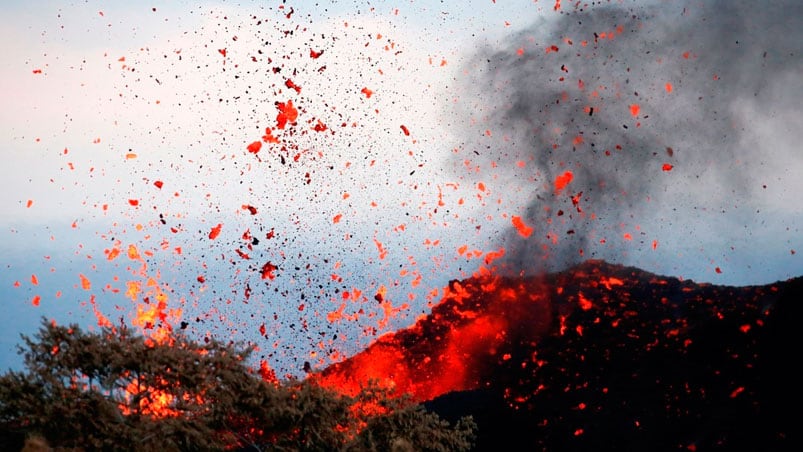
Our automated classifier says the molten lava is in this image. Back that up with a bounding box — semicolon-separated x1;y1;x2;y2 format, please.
314;259;790;413
314;272;553;402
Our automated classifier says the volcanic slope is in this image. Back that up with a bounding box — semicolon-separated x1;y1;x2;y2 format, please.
314;259;799;451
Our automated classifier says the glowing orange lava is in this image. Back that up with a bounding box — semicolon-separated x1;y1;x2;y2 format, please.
511;215;533;238
314;273;552;402
554;170;573;193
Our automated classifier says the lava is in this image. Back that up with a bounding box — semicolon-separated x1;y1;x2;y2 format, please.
314;259;791;410
314;270;552;402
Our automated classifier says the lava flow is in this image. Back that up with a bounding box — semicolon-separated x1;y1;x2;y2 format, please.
313;259;797;449
314;270;553;402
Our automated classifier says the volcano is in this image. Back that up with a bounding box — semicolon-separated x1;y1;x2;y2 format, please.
314;260;799;451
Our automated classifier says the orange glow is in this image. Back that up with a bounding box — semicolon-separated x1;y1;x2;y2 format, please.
483;248;506;266
261;262;278;280
285;78;301;93
247;141;262;154
276;100;298;129
127;244;142;261
259;360;278;383
554;171;573;192
119;375;203;419
374;239;388;260
208;223;222;240
511;215;533;238
315;273;551;402
312;120;328;132
125;281;141;301
729;386;745;398
79;274;91;290
262;127;279;144
578;292;592;310
600;277;624;290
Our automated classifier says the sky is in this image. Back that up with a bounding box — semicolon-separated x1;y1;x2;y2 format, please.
1;0;801;377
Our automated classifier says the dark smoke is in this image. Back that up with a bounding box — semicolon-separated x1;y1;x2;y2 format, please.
451;0;802;275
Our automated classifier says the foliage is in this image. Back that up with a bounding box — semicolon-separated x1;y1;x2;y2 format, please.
347;385;476;452
0;318;475;451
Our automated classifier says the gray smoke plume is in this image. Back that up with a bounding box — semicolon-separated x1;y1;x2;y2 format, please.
451;0;802;275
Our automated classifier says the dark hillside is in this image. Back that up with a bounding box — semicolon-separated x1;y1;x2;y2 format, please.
315;260;799;450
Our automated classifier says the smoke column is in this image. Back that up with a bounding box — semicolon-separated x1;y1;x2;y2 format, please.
450;0;802;275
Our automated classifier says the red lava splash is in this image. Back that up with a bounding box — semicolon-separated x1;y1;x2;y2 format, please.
208;223;223;240
313;270;553;402
511;215;533;238
554;170;573;193
275;100;298;129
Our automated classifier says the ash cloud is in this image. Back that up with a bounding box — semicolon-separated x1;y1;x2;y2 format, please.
451;0;802;275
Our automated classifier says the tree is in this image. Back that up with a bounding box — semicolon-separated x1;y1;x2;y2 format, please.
0;318;475;451
347;385;476;452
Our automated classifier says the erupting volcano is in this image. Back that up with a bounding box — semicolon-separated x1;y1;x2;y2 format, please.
315;259;798;450
1;0;801;450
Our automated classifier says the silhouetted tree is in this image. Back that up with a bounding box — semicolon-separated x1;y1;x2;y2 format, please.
0;318;475;451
